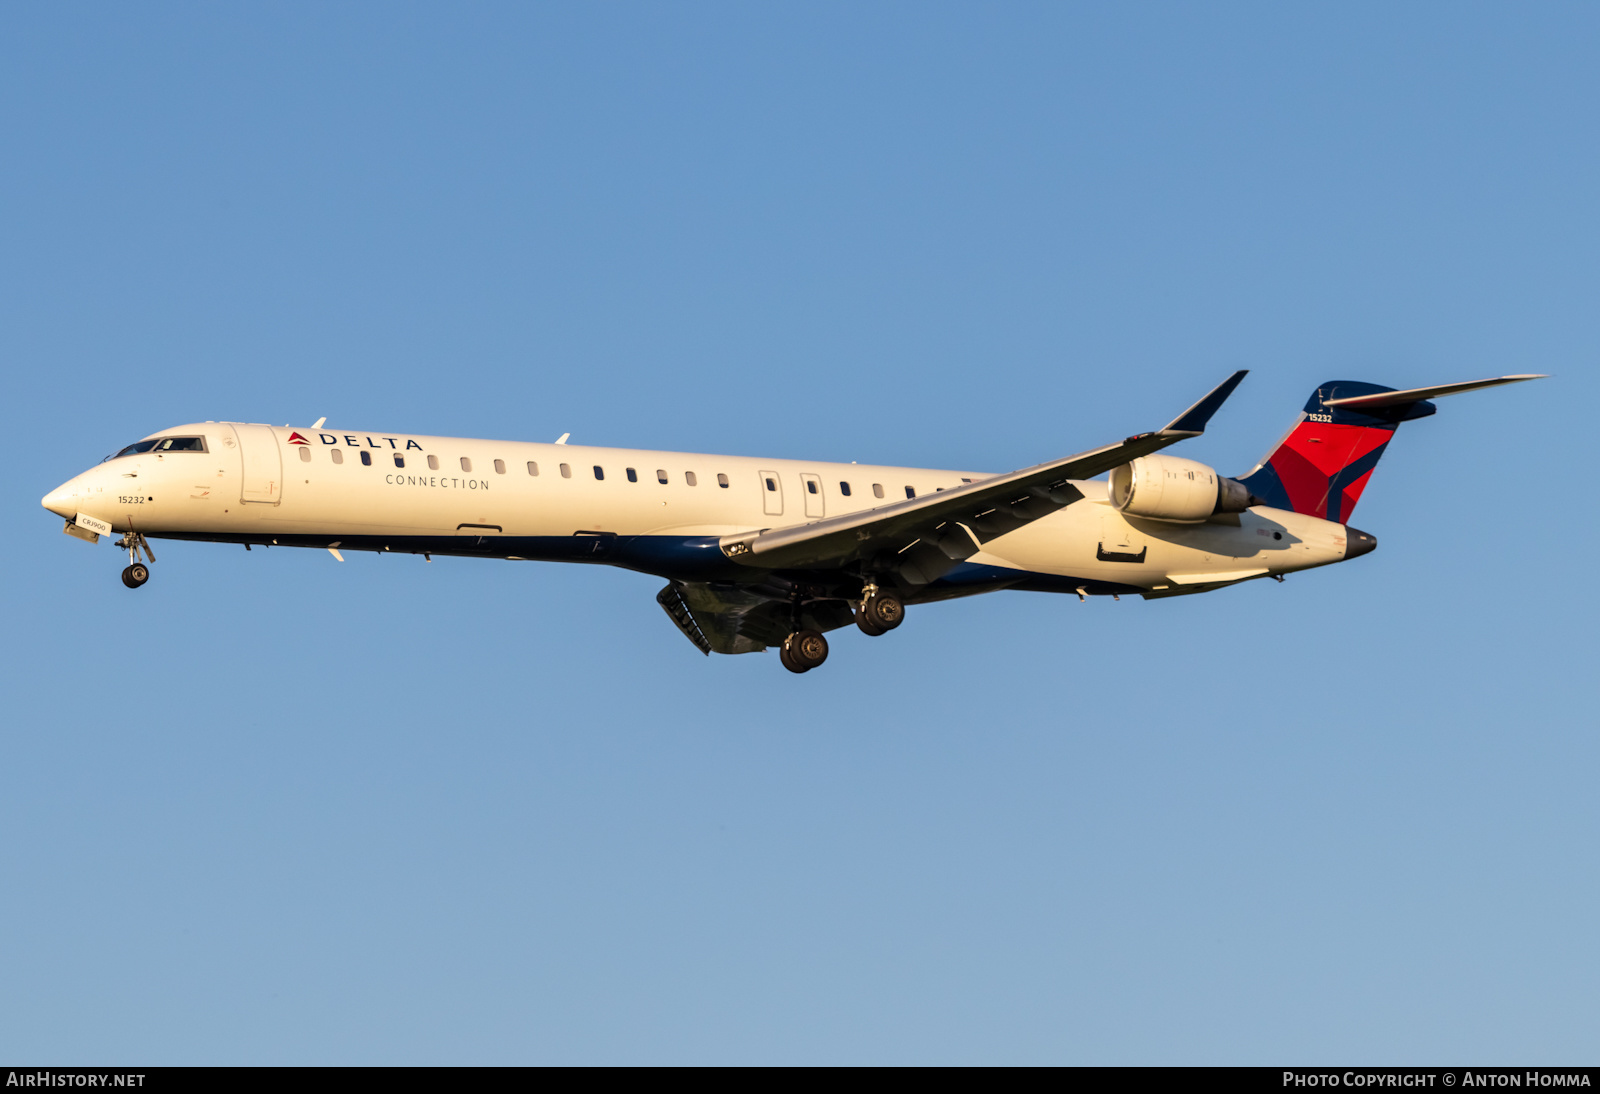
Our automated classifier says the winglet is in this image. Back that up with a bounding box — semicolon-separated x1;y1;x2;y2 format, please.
1160;370;1249;436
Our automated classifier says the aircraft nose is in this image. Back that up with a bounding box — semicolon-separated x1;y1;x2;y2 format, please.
1345;526;1378;560
42;484;76;518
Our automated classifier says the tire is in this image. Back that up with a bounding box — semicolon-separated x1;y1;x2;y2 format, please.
856;606;886;636
779;641;809;674
789;629;829;670
122;563;149;588
864;592;904;631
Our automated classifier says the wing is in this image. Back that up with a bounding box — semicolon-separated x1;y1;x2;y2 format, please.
718;370;1248;580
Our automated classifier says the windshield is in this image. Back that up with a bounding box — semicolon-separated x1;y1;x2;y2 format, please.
107;436;208;460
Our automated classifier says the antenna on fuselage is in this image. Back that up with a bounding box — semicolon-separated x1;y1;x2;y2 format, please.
312;417;327;429
555;433;570;445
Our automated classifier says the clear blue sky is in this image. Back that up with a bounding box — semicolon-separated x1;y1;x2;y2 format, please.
2;2;1594;1064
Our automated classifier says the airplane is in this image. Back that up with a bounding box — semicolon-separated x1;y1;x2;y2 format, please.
41;371;1542;673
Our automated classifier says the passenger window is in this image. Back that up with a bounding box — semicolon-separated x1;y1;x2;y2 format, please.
560;463;571;478
332;449;344;465
717;473;729;488
527;461;539;476
360;451;372;466
840;481;851;496
657;469;668;484
806;480;818;494
765;477;777;492
594;466;605;480
494;459;506;474
460;457;472;472
905;486;915;498
299;447;311;463
626;468;638;482
428;455;439;471
961;477;973;483
872;483;884;498
685;471;697;486
394;454;405;468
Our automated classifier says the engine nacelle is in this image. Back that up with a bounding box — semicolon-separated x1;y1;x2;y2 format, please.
1108;455;1253;523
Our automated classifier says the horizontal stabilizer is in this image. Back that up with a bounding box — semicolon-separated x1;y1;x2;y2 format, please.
1322;374;1545;410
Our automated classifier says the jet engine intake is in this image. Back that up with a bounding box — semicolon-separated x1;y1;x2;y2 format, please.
1109;455;1253;523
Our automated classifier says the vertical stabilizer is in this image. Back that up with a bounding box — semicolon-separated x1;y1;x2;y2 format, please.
1237;374;1543;524
1238;382;1432;524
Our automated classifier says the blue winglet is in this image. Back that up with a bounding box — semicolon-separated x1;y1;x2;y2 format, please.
1160;370;1249;435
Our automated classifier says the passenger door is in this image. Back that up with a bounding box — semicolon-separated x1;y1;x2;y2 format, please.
759;470;784;517
229;424;284;505
799;473;824;519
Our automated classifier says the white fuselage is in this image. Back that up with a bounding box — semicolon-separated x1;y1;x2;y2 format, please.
42;421;1355;597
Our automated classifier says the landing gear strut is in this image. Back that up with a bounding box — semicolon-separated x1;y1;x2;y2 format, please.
779;584;830;674
780;629;829;674
855;586;904;636
776;582;901;673
115;532;155;589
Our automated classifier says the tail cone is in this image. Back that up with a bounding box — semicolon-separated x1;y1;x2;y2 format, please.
1345;527;1377;560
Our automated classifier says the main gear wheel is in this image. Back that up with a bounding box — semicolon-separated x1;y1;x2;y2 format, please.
780;629;829;673
856;591;903;635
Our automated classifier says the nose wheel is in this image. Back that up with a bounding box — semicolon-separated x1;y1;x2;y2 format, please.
115;532;156;589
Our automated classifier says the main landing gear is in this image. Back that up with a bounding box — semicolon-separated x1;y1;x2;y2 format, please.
780;630;829;674
778;586;905;674
116;532;155;589
855;587;904;637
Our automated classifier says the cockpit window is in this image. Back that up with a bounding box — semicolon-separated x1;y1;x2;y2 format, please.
111;436;207;459
152;436;207;452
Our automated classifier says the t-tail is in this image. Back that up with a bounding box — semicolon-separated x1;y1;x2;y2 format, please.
1237;374;1545;524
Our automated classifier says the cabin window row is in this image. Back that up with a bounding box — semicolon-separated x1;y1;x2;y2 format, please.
586;466;724;485
299;448;972;496
304;446;735;487
767;480;936;499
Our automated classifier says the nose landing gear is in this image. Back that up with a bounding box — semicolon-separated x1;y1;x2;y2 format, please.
115;532;156;589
